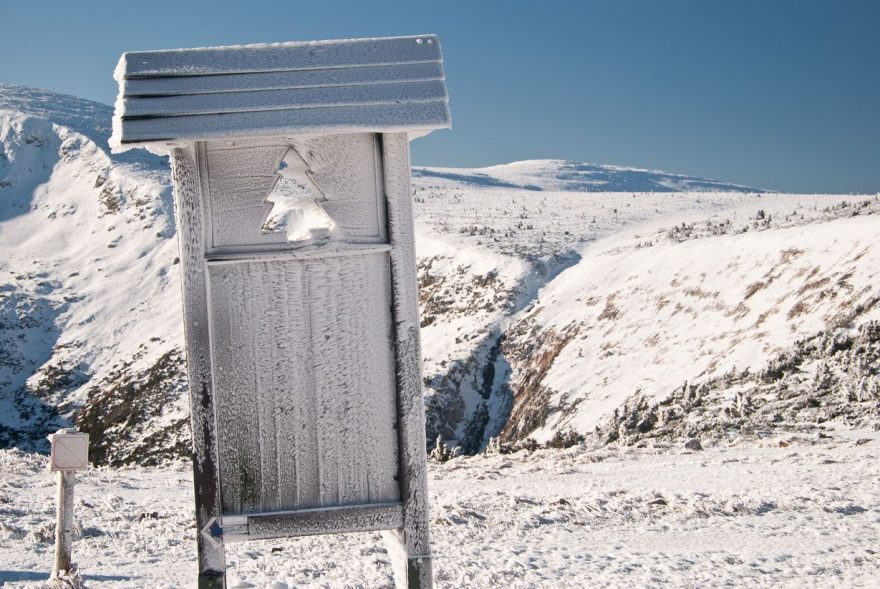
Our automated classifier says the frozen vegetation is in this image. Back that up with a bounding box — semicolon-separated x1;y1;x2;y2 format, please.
1;83;878;587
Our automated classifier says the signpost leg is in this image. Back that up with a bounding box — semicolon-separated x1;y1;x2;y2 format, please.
170;145;227;588
53;470;75;577
382;133;434;589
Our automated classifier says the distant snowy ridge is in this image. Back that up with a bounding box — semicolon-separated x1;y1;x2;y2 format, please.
415;159;766;193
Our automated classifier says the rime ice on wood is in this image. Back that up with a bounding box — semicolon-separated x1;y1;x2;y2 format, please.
111;35;450;589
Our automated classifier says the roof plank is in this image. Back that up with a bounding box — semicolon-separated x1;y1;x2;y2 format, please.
121;63;444;97
116;101;451;146
122;81;447;118
120;35;442;78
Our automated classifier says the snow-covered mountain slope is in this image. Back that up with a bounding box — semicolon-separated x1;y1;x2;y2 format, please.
414;184;880;451
1;83;877;465
499;206;880;444
0;85;188;463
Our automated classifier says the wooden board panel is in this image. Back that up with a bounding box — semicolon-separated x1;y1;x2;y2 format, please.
206;146;288;178
120;35;442;78
209;251;400;515
115;101;451;145
122;81;447;117
122;62;444;97
299;133;385;241
204;134;385;249
221;503;404;542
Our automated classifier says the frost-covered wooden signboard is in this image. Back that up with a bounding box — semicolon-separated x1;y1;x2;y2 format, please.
111;35;450;588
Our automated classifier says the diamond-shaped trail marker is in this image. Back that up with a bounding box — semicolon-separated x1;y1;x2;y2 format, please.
47;432;89;471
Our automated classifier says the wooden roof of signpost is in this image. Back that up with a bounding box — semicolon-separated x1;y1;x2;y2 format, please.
110;35;450;152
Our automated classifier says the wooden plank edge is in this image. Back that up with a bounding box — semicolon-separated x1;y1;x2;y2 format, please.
205;243;391;265
214;503;404;543
121;35;442;78
121;81;448;118
115;102;451;148
121;62;445;97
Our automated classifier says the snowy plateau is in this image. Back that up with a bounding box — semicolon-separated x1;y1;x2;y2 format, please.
0;83;878;587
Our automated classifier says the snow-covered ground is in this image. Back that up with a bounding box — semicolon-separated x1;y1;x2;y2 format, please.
2;433;879;588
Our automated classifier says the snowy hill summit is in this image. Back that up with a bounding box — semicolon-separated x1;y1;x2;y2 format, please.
1;83;877;466
415;159;764;193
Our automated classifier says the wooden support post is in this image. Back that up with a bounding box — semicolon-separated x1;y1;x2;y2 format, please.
171;145;227;588
53;471;75;577
382;132;433;589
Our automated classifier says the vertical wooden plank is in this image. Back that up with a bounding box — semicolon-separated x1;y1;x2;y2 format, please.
292;261;321;507
308;256;341;506
349;256;372;502
251;261;278;509
213;262;271;514
237;265;262;512
171;145;226;588
274;261;320;508
367;255;401;502
304;252;400;509
333;256;359;505
381;133;433;589
208;264;241;513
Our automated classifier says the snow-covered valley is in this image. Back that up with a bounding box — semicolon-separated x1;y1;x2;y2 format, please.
1;83;878;587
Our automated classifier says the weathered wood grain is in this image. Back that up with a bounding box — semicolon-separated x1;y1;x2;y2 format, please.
170;145;226;583
115;101;450;146
203;135;386;249
122;81;447;117
119;35;442;78
382;133;433;588
209;251;399;515
205;243;391;265
206;146;288;178
121;62;444;97
220;503;404;543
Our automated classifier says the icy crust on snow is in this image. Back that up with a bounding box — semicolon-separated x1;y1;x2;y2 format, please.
1;435;878;588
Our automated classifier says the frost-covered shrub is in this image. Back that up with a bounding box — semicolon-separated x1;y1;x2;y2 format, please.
429;435;461;463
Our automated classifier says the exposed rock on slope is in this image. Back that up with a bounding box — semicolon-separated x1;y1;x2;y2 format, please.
0;85;185;462
499;208;880;446
597;320;880;447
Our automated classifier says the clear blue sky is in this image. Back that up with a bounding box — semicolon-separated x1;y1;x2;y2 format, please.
1;0;878;193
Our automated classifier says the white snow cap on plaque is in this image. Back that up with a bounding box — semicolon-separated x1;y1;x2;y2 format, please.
110;34;451;153
47;430;89;471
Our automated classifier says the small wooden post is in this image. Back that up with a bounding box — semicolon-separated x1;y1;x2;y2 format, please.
47;428;89;581
53;470;76;576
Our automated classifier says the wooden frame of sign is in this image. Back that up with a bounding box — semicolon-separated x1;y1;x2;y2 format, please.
112;36;450;589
